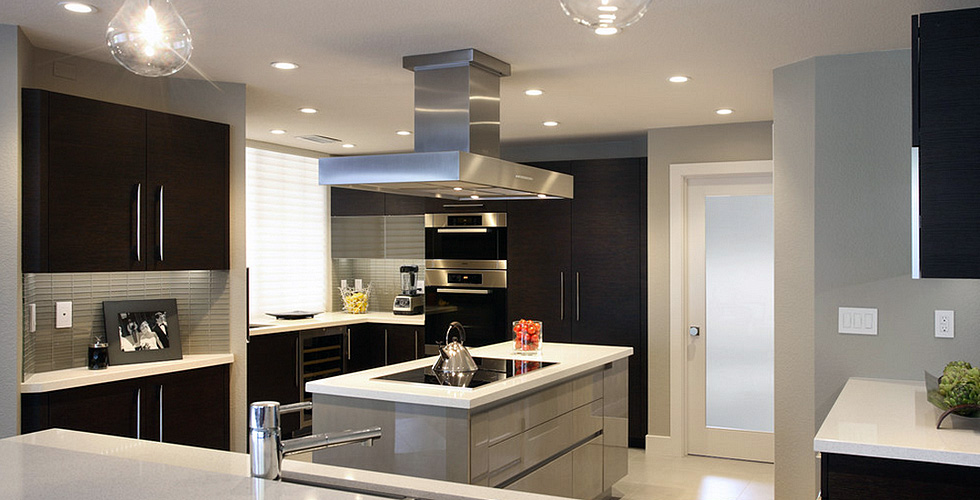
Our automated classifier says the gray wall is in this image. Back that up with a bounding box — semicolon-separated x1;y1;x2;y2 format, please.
773;48;980;499
646;122;774;436
773;57;817;500
0;24;25;438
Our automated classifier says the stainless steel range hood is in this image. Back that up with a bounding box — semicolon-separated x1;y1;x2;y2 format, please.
319;49;574;200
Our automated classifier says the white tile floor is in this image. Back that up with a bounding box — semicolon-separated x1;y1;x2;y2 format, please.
612;450;774;500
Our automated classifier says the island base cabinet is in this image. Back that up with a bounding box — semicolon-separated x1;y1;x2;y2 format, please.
821;452;980;499
504;436;604;500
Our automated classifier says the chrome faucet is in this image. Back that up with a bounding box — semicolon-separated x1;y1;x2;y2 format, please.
249;401;382;480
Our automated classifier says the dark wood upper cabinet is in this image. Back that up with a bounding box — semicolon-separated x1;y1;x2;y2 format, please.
913;7;980;278
22;89;229;273
331;188;385;216
146;111;230;270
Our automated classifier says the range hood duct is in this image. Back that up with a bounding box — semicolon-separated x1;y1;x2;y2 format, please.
318;49;574;200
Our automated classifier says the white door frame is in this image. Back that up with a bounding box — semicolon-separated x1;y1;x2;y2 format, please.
653;160;774;457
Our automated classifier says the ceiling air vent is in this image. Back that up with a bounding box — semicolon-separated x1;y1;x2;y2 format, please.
297;134;341;144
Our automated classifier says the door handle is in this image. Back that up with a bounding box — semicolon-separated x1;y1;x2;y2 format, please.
158;384;164;442
346;329;351;361
435;288;490;295
575;272;581;321
134;183;142;262
384;329;389;366
157;186;164;262
135;387;141;439
689;326;701;337
414;330;418;360
560;272;565;321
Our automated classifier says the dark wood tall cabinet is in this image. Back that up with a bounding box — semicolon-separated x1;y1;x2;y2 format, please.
913;7;980;278
22;89;229;273
508;157;647;446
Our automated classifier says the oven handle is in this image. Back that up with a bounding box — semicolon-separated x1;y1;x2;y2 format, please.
435;288;491;295
436;228;489;234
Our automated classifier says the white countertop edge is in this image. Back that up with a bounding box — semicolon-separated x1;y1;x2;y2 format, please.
814;438;980;467
306;343;633;409
21;353;235;393
250;311;424;336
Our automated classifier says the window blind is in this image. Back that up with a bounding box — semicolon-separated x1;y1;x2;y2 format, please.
246;147;327;317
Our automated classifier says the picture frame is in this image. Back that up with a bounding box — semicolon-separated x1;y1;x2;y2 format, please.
103;299;183;366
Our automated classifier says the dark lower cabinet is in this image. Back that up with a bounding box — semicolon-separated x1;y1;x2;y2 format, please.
22;364;230;450
247;332;301;437
821;452;980;499
385;325;424;365
508;157;647;446
346;324;386;372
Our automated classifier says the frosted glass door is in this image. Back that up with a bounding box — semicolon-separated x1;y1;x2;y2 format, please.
685;171;773;463
704;195;773;433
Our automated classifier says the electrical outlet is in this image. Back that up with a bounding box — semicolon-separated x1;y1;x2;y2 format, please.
55;301;72;329
935;310;954;338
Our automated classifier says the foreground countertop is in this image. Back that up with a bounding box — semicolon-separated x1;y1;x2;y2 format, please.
4;429;566;500
21;353;234;393
306;341;633;409
814;377;980;467
249;311;424;336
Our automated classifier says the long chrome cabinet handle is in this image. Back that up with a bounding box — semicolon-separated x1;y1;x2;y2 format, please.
414;330;418;360
157;186;164;262
560;272;565;321
134;184;142;262
295;336;300;389
346;329;351;361
435;288;490;295
158;385;164;442
576;272;580;321
135;387;141;439
384;330;388;366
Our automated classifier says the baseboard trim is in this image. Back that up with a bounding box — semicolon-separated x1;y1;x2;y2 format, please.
645;434;684;457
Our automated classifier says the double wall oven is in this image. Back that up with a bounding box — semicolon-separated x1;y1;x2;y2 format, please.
424;213;507;353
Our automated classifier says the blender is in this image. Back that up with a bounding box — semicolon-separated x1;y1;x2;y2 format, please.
392;265;424;315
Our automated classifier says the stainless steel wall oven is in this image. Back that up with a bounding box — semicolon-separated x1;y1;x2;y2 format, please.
424;213;508;352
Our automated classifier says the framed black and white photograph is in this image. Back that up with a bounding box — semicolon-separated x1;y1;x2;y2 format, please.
103;299;183;366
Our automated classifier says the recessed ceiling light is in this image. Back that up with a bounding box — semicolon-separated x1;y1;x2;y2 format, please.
543;121;560;127
470;195;480;200
597;5;618;12
594;26;619;35
299;107;318;114
342;143;355;148
537;194;548;198
269;129;286;135
60;2;97;13
453;187;463;191
715;108;734;116
271;62;299;70
396;130;413;136
668;76;691;83
525;89;544;96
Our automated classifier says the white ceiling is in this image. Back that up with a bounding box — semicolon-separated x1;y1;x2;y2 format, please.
3;0;979;155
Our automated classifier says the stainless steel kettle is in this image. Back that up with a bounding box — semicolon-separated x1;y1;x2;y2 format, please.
432;321;478;373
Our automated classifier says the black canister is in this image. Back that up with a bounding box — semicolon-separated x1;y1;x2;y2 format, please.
88;342;108;370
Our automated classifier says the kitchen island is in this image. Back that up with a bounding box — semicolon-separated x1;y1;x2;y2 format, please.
3;429;570;500
306;342;632;500
814;378;980;499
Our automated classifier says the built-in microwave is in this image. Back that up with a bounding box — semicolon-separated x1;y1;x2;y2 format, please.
424;212;506;263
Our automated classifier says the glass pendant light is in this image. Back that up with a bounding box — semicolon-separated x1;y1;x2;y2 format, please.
106;0;192;77
559;0;654;35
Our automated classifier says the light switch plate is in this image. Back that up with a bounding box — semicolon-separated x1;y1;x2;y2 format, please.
55;301;72;329
839;307;877;335
935;310;954;338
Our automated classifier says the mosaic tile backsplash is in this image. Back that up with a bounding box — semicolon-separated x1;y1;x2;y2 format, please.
331;259;425;313
23;271;231;377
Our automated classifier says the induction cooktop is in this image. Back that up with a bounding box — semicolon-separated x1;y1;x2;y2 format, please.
374;357;557;389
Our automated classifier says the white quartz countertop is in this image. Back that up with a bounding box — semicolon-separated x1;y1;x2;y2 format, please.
306;341;633;409
3;429;567;500
21;353;234;393
814;377;980;467
249;311;424;336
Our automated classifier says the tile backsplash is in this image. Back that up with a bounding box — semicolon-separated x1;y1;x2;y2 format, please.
22;271;230;378
331;259;425;313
